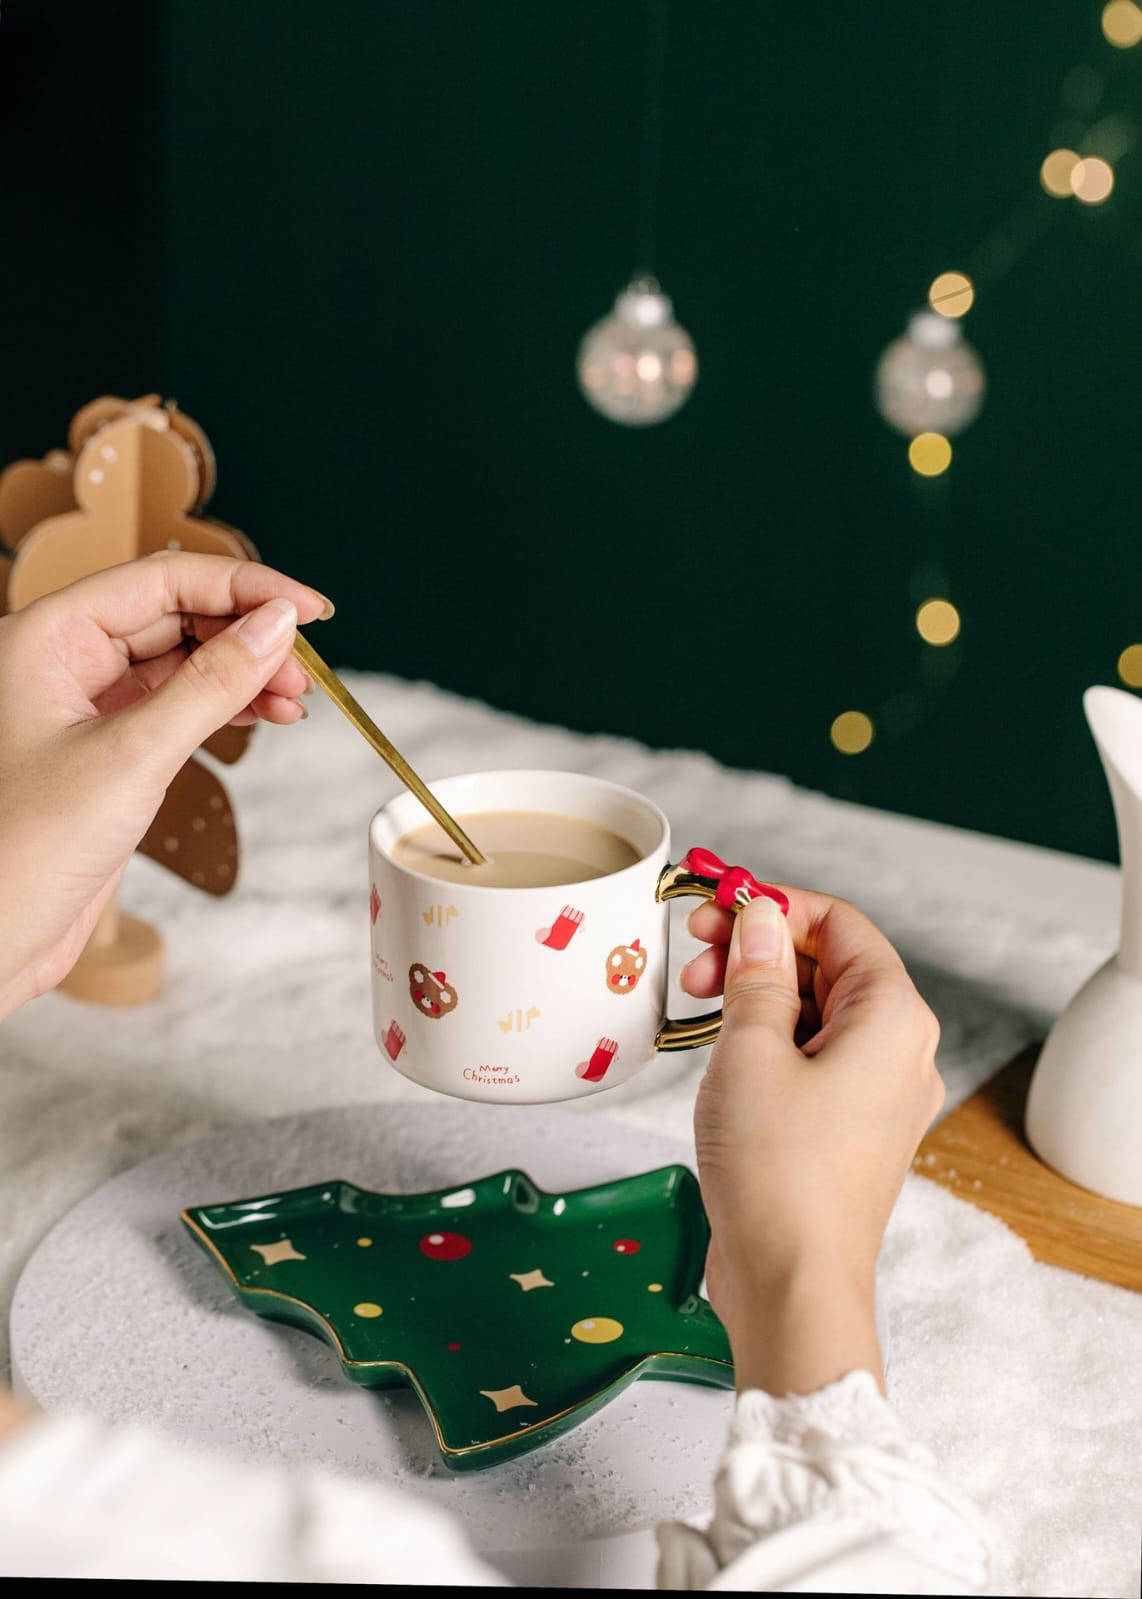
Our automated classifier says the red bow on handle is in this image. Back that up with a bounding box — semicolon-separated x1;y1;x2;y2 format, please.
677;848;790;915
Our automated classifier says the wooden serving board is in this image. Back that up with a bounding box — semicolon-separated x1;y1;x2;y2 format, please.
914;1045;1142;1293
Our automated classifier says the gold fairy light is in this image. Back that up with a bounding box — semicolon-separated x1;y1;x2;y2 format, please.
830;711;875;755
1102;1;1142;48
908;432;953;476
1040;148;1080;196
1117;645;1142;687
916;599;961;645
928;272;974;318
1070;157;1114;204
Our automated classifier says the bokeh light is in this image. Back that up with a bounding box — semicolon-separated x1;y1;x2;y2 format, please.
1040;148;1080;196
908;432;953;476
1070;156;1114;203
916;598;961;645
830;711;875;755
1117;645;1142;686
928;271;974;318
1102;0;1142;48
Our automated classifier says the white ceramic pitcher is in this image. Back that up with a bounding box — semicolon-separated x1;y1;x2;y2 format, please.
1025;686;1142;1205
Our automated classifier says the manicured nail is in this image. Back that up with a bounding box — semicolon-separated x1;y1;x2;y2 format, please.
735;895;787;964
318;597;335;621
294;701;309;720
237;597;297;658
301;674;315;696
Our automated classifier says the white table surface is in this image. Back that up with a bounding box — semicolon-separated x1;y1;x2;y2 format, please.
1;672;1138;1597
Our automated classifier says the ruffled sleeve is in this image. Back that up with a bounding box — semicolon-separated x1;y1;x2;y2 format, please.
0;1375;993;1589
656;1370;994;1593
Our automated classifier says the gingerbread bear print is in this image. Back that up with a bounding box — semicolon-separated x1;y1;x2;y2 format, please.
409;963;459;1019
606;939;647;995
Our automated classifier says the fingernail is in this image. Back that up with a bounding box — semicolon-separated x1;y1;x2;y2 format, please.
735;895;787;964
318;597;335;621
301;674;315;696
295;701;309;720
237;597;297;657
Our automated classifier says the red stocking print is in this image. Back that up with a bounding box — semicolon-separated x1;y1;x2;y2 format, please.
536;905;584;951
382;1021;406;1061
576;1037;618;1082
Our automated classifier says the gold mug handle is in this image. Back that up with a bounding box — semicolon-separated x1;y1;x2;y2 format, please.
654;847;790;1053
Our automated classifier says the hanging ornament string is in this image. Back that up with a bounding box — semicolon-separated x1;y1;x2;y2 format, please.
576;0;696;427
637;0;668;275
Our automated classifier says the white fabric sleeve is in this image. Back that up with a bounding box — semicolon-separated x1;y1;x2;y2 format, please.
655;1370;994;1593
0;1412;508;1584
0;1374;993;1589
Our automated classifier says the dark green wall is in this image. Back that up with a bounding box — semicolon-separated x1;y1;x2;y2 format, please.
7;3;1142;861
0;1;157;454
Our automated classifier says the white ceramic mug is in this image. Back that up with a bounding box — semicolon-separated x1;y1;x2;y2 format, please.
368;770;787;1105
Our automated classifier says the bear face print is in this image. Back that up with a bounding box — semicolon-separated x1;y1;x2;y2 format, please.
606;940;647;995
409;963;459;1019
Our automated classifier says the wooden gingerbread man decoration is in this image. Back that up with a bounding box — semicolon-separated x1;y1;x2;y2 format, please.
0;396;260;1005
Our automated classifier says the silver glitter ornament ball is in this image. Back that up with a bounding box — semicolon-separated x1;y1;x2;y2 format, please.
875;311;986;438
577;276;698;426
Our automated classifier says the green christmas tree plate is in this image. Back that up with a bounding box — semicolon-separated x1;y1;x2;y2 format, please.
182;1163;733;1471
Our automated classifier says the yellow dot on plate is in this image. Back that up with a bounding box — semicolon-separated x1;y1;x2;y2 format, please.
1071;156;1114;204
1117;645;1142;687
647;1282;663;1293
908;432;952;477
915;598;961;646
354;1302;383;1318
357;1237;373;1247
570;1316;624;1344
1103;0;1142;47
928;271;974;318
1040;148;1079;197
830;711;874;756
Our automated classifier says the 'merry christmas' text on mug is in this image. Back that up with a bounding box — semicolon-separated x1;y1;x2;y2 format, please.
369;771;787;1104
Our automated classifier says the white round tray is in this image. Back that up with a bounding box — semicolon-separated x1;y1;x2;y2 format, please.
11;1103;740;1581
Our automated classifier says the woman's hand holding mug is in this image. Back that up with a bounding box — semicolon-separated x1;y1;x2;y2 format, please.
681;890;944;1396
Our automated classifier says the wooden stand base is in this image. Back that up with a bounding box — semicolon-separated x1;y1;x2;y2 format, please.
914;1045;1142;1293
58;910;163;1007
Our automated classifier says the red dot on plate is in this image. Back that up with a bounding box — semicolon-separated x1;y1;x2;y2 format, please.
613;1239;641;1254
447;1342;462;1351
419;1230;472;1261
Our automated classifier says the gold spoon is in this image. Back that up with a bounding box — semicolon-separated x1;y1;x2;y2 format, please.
292;631;487;867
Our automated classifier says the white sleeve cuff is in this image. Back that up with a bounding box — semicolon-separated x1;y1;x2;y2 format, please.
657;1370;994;1593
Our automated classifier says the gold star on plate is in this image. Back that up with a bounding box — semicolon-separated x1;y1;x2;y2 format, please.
250;1239;307;1266
509;1268;554;1292
480;1384;538;1413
